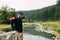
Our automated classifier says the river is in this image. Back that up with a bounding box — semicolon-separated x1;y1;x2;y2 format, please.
23;33;50;40
23;23;53;40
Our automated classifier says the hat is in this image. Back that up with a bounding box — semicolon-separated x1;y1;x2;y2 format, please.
18;12;23;15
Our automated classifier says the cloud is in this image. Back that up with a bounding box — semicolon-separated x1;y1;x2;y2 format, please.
0;0;57;11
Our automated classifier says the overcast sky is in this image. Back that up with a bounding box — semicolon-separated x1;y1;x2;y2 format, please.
0;0;57;11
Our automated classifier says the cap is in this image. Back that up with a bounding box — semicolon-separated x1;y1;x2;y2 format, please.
18;12;23;15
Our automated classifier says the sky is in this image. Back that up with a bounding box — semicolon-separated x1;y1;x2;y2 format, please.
0;0;57;11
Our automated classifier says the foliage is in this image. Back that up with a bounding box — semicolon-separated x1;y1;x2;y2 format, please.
0;5;16;24
55;0;60;20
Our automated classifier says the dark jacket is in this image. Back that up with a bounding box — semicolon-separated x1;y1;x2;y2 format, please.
15;18;22;32
15;17;25;32
11;16;25;32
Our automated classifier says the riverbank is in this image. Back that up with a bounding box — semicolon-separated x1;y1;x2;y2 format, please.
41;21;60;38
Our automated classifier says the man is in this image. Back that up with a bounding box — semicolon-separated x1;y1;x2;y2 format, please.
15;12;25;40
10;12;25;40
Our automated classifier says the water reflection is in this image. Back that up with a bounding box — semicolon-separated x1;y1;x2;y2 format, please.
23;33;50;40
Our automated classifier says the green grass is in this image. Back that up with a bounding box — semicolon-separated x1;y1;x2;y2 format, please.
41;21;60;37
0;24;11;28
0;24;12;32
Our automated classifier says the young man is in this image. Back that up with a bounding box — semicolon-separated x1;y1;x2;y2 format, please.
15;12;25;40
10;12;25;40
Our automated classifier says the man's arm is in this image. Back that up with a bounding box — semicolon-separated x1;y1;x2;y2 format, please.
21;16;25;19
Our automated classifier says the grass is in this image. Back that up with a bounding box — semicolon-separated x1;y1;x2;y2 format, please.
0;24;11;29
40;21;60;37
0;24;12;32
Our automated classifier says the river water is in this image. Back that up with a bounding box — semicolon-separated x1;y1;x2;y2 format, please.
23;33;50;40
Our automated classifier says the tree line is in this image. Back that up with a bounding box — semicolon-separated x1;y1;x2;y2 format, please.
0;5;16;24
